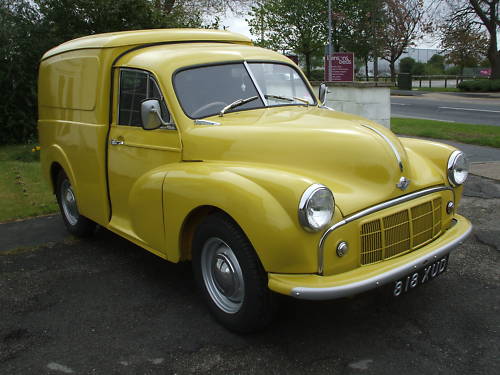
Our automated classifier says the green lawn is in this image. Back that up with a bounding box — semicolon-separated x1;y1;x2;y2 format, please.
0;145;58;222
391;118;500;148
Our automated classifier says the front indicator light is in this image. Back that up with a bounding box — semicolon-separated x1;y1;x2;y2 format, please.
336;241;349;257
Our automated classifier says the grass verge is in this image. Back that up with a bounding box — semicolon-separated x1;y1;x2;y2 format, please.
0;144;58;222
391;118;500;148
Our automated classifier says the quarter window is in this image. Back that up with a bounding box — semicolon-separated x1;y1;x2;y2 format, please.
118;69;170;127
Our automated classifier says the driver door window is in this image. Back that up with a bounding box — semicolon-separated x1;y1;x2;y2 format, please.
118;69;171;127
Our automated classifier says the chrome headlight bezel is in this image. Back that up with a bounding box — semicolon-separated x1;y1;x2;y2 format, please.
298;184;334;232
447;150;469;186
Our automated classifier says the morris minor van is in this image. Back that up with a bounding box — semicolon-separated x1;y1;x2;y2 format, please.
38;29;472;332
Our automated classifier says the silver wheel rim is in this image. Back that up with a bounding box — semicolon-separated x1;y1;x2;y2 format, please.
60;179;79;226
201;237;245;314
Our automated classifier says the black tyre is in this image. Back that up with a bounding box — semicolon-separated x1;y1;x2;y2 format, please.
192;212;275;333
56;171;95;237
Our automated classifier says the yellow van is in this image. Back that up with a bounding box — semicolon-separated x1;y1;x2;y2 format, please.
38;29;471;332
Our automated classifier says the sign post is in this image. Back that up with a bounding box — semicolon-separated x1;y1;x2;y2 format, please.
324;52;354;82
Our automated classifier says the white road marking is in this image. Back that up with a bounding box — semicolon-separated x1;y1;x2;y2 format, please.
47;363;74;373
392;103;408;106
149;358;165;365
348;359;374;370
439;106;500;113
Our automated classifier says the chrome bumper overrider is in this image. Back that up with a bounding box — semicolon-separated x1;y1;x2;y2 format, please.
290;218;471;300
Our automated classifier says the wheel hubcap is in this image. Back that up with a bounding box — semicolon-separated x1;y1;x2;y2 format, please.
201;238;244;314
61;180;79;226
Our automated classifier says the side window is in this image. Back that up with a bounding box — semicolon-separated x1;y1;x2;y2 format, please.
118;69;171;127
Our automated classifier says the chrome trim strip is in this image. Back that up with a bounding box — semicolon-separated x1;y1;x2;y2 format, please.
293;221;471;300
362;124;403;172
317;186;454;274
243;61;267;106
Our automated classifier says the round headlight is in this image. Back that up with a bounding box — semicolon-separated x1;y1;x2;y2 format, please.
298;184;334;232
447;151;469;186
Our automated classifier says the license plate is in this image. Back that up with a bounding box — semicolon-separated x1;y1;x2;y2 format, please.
393;255;449;297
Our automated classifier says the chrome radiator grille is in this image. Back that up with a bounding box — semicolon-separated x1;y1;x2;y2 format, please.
360;198;442;265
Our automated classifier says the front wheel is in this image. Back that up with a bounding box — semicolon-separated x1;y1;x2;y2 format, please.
56;171;95;237
192;213;275;333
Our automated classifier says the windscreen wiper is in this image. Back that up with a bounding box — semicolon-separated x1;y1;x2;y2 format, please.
219;96;259;117
265;94;310;105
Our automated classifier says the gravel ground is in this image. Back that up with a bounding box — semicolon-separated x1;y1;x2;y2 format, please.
1;175;499;375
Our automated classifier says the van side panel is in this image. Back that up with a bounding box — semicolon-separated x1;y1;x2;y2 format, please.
38;49;114;226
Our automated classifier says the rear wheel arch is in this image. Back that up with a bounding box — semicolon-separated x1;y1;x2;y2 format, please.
50;162;63;193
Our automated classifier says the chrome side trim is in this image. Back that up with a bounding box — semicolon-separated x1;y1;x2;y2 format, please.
293;221;471;300
362;124;403;172
317;186;454;274
243;61;267;106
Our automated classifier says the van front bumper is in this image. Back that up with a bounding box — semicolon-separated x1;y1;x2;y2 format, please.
268;214;471;300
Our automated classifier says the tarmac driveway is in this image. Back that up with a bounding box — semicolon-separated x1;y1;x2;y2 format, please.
1;147;499;375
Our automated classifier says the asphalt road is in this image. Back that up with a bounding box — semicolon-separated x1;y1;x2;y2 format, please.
1;174;499;375
391;92;500;126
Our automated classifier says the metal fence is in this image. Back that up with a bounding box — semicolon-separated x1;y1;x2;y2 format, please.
355;75;489;88
412;75;489;88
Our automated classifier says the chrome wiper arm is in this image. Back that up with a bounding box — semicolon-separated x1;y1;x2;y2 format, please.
265;94;293;102
265;94;310;105
219;96;259;117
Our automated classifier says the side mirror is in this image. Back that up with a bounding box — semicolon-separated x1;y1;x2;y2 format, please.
318;83;328;105
141;99;163;130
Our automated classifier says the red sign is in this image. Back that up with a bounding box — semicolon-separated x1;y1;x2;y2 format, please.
324;52;354;82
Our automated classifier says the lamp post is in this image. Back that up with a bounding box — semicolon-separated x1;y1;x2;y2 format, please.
328;0;333;56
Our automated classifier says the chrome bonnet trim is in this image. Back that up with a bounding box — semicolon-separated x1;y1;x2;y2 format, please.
317;186;454;274
294;221;471;300
362;124;403;172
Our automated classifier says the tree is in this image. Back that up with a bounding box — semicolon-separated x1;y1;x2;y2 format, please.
441;0;499;79
247;0;327;78
0;0;247;144
339;0;386;80
440;18;488;75
380;0;429;79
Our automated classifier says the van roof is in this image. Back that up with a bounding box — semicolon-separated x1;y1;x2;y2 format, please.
41;29;253;60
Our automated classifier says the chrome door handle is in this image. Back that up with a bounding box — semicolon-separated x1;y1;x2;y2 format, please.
110;139;124;145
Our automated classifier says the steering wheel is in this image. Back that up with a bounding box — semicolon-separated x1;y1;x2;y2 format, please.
192;101;227;118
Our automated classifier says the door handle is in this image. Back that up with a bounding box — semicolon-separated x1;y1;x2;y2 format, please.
110;139;124;145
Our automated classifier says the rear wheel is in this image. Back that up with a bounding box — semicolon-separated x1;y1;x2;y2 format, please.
192;213;275;333
56;171;95;237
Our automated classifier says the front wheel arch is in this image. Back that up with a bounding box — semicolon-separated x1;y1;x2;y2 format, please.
191;211;275;332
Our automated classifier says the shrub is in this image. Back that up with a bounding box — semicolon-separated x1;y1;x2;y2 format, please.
458;79;500;92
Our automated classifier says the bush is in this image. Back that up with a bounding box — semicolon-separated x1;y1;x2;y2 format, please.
458;79;500;92
399;57;415;73
411;62;426;75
